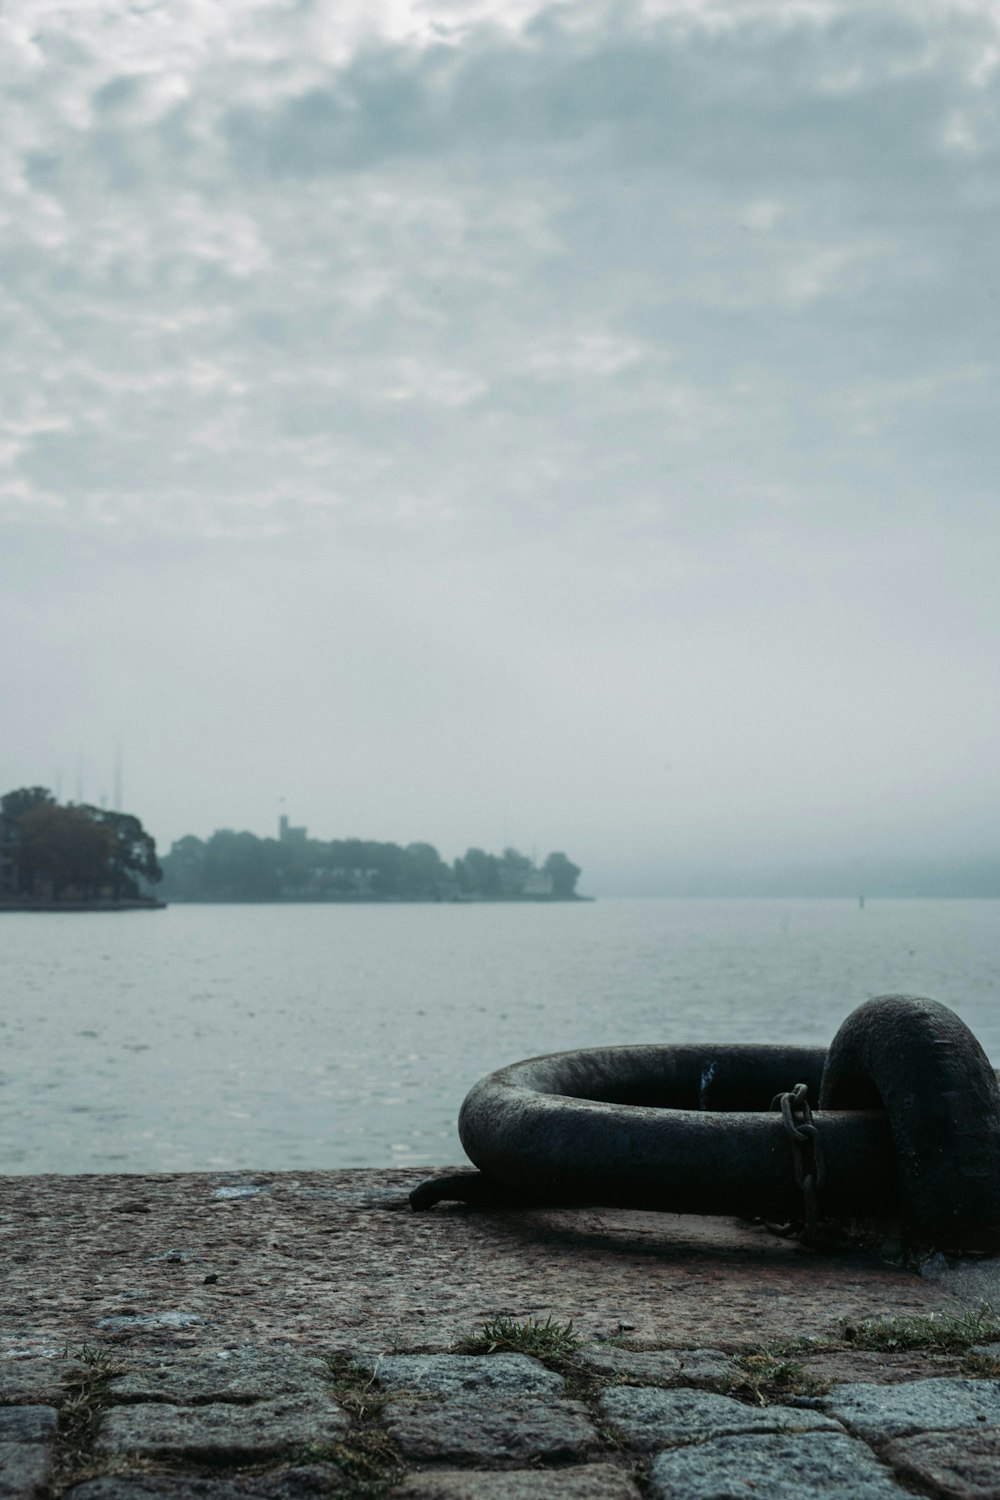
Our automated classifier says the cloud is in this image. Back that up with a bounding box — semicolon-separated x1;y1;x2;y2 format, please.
3;1;999;547
3;0;1000;866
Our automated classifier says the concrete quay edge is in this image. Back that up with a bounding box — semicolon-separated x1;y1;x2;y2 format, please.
3;1166;1000;1499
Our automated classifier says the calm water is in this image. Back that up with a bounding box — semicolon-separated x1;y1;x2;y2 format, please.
1;897;998;1175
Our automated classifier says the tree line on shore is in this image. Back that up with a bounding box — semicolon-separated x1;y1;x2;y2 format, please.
0;784;583;905
0;787;162;903
161;829;582;903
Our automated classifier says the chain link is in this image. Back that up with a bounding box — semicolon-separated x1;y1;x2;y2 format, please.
771;1081;827;1245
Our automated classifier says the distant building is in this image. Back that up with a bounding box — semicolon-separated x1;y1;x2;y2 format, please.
522;870;555;898
279;814;308;843
0;811;18;896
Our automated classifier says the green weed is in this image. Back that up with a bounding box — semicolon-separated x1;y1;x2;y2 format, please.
53;1345;127;1485
728;1352;817;1406
453;1314;581;1364
322;1354;402;1497
841;1304;1000;1353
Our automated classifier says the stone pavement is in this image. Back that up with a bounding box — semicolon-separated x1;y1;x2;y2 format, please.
4;1169;1000;1498
5;1338;1000;1498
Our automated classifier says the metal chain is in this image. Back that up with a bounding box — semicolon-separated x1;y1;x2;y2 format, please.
771;1082;827;1244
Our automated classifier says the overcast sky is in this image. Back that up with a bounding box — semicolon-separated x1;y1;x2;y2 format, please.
2;0;999;892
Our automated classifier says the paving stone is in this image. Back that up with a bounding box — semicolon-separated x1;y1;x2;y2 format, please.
109;1348;333;1404
0;1358;71;1405
388;1466;642;1499
381;1395;598;1464
242;1467;344;1497
65;1468;344;1498
63;1481;256;1499
369;1354;563;1398
648;1430;906;1499
823;1377;1000;1442
0;1408;57;1443
94;1393;348;1462
884;1427;1000;1499
598;1385;841;1451
577;1347;731;1388
0;1442;52;1499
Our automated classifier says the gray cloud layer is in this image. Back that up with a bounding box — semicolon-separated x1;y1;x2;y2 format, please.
2;0;998;885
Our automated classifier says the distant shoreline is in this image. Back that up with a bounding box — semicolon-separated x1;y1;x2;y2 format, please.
0;894;596;910
0;898;167;913
160;893;594;906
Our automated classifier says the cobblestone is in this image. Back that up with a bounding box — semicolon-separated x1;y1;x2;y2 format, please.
108;1348;333;1405
0;1442;52;1499
647;1431;906;1499
367;1352;596;1466
575;1346;731;1388
381;1395;599;1465
63;1469;343;1497
883;1427;1000;1500
6;1333;1000;1499
0;1407;58;1443
94;1394;349;1463
5;1169;1000;1498
822;1376;1000;1441
598;1384;840;1450
368;1354;565;1398
388;1467;642;1498
0;1360;71;1405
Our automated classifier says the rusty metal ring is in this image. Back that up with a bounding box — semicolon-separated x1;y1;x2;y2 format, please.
820;993;1000;1253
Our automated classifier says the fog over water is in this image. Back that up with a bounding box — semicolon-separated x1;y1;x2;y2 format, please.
2;0;1000;894
2;899;998;1175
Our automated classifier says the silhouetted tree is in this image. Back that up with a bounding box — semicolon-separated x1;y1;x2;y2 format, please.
17;804;117;899
458;847;501;897
158;827;581;903
499;847;532;897
542;851;581;898
85;807;162;898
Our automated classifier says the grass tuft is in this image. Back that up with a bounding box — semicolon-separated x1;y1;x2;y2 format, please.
452;1314;581;1364
322;1354;402;1497
727;1352;818;1406
841;1304;1000;1353
53;1344;128;1485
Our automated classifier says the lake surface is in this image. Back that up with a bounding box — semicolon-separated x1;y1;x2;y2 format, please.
1;897;998;1175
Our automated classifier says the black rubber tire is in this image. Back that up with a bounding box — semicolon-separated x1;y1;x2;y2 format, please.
819;994;1000;1253
453;1042;896;1222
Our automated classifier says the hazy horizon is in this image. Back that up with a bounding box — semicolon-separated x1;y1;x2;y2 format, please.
4;0;999;892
